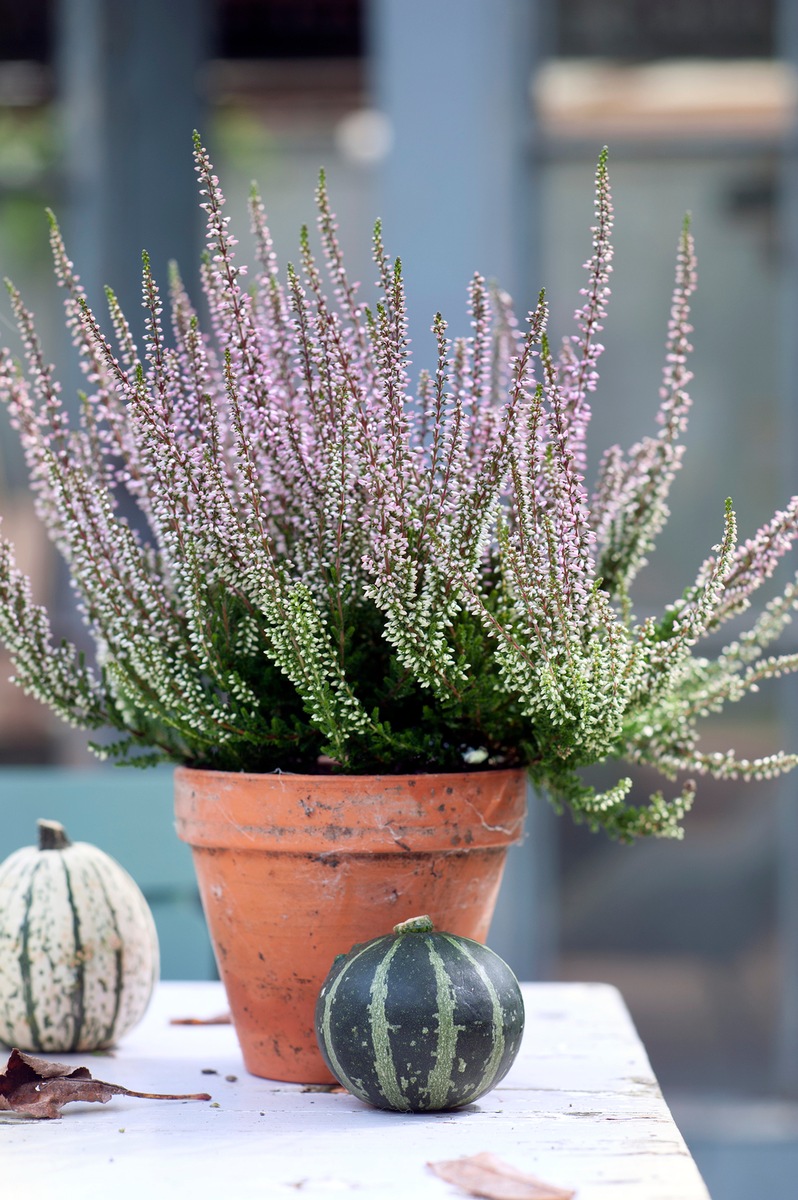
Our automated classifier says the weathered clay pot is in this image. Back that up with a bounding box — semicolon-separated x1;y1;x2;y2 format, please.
174;767;526;1082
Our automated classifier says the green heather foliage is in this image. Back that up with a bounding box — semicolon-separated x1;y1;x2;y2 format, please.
1;138;798;840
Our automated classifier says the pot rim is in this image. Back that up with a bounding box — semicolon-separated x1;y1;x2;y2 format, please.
173;764;527;854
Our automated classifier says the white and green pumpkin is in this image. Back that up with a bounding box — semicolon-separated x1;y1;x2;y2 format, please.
315;914;525;1112
0;819;159;1052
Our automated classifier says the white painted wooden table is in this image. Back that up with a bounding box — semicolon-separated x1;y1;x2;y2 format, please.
1;980;710;1199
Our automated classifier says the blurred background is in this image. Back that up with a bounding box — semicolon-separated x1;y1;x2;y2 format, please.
0;1;797;1193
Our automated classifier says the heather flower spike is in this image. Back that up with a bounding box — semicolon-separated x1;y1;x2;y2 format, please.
0;139;797;840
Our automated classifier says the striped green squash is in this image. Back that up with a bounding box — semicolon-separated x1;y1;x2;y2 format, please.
315;914;524;1112
0;819;159;1052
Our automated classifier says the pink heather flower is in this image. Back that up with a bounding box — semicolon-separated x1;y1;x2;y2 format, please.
0;138;797;840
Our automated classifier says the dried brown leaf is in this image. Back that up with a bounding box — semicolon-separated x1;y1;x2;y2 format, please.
428;1153;575;1200
169;1013;232;1025
0;1048;212;1119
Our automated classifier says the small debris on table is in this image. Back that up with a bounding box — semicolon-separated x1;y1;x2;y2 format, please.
0;1048;212;1120
428;1152;576;1200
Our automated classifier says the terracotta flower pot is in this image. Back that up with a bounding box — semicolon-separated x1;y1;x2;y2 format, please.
173;766;527;1082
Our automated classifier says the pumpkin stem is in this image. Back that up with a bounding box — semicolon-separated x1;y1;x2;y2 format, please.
37;819;72;851
393;915;435;935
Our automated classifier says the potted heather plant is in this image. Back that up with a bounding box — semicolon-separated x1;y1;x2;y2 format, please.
1;138;797;1079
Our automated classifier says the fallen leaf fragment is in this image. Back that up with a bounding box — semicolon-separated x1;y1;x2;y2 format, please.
428;1153;575;1200
0;1048;212;1120
169;1013;232;1025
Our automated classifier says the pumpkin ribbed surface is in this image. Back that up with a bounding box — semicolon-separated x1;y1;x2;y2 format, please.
315;916;524;1112
0;822;159;1053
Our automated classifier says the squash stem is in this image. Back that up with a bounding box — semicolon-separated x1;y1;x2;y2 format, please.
37;819;72;851
393;914;435;935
